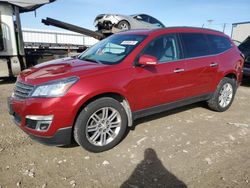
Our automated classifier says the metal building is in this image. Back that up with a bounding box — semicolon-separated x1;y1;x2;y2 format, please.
231;21;250;42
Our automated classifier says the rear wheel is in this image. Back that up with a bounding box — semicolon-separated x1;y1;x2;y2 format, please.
74;97;128;152
207;77;236;112
117;20;130;30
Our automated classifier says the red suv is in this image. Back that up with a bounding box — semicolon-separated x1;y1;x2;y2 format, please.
8;27;243;152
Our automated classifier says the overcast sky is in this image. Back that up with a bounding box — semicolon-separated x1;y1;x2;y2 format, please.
20;0;250;36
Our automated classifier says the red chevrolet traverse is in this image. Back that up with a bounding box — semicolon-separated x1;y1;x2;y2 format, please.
8;27;244;152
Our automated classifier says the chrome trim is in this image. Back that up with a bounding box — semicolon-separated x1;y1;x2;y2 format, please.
14;81;35;100
25;115;54;121
25;115;54;132
182;47;233;61
174;68;184;73
210;62;218;67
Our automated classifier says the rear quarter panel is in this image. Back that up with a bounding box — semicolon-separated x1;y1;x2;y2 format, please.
211;46;243;91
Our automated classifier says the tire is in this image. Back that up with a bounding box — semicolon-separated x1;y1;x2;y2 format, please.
207;77;237;112
74;97;128;152
117;20;130;30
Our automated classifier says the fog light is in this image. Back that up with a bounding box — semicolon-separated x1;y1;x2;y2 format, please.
25;115;53;131
37;121;51;131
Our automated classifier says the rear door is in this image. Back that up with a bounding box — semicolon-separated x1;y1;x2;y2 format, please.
179;33;219;97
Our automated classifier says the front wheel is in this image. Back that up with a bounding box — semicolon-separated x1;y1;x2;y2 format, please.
117;20;130;30
74;97;128;152
207;77;237;112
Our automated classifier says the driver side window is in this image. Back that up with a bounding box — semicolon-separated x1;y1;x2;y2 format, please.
141;34;181;63
138;14;150;22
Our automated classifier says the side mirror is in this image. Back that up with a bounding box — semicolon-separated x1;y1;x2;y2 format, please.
138;54;158;66
135;15;142;20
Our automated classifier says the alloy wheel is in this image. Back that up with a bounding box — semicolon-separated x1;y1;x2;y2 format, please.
85;107;122;146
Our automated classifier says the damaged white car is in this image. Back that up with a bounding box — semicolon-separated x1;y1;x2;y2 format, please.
94;14;165;33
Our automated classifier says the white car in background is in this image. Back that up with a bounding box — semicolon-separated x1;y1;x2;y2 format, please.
94;13;165;33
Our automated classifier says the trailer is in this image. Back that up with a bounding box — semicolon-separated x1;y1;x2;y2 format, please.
0;1;122;78
0;0;100;78
22;28;98;65
232;21;250;43
0;0;56;77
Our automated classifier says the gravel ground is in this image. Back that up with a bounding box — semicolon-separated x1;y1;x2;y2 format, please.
0;78;250;188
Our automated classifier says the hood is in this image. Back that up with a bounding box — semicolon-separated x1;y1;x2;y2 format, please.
19;57;108;85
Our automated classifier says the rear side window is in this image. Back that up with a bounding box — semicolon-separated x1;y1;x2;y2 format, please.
206;34;232;54
180;33;210;58
149;17;165;27
138;14;150;22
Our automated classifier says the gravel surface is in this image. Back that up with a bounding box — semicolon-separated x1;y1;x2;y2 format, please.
0;78;250;188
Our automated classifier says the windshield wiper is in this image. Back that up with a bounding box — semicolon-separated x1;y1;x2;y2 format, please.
81;58;102;64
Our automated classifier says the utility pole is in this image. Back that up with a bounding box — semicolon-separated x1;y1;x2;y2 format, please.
222;23;226;33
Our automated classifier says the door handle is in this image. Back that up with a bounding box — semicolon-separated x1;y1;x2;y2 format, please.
174;68;185;73
210;62;218;67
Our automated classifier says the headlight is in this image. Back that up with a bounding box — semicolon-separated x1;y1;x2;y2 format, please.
31;77;79;97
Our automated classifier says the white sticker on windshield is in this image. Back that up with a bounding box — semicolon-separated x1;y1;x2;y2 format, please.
121;41;138;45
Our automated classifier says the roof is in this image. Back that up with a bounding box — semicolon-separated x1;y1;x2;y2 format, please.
0;0;55;12
232;21;250;26
117;26;225;36
117;29;153;35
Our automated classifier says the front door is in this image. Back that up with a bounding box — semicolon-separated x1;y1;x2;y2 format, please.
130;34;190;111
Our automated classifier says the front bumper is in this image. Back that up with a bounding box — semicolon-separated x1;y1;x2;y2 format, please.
7;96;76;146
95;20;114;31
28;127;72;146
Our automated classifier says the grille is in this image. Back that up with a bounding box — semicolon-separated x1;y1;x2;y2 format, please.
14;81;34;100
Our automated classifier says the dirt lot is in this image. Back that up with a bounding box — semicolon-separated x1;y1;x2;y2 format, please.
0;78;250;188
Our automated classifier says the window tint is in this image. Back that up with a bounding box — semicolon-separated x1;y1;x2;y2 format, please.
206;34;232;54
181;33;210;58
141;34;181;63
138;14;150;22
149;17;164;27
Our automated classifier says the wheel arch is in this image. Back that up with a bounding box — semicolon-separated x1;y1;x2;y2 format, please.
73;92;133;130
211;70;238;92
223;70;239;86
224;72;237;80
116;20;131;28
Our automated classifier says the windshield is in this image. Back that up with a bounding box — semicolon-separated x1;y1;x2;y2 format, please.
78;34;146;65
